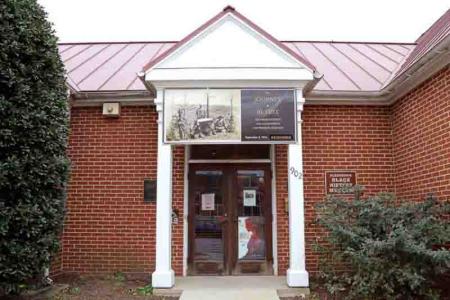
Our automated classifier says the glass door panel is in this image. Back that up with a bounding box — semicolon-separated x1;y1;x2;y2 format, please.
237;170;266;260
233;168;272;275
189;170;226;275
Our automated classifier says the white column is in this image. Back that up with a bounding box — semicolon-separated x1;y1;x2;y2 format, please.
286;89;309;287
152;89;175;288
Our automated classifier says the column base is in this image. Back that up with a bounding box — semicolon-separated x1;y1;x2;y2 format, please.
287;269;309;287
151;269;175;288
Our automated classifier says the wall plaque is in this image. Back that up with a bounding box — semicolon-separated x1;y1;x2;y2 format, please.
325;171;356;194
144;179;156;203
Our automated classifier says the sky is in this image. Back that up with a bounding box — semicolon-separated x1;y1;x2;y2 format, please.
38;0;449;43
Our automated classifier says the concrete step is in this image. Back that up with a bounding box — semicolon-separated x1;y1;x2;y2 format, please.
166;276;309;300
181;289;279;300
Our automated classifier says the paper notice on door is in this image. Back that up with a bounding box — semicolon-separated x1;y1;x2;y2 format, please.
243;189;256;207
201;193;215;210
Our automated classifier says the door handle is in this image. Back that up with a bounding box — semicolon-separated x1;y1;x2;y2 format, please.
217;215;228;224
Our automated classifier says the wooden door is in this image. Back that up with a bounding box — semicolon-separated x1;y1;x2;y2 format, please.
229;166;273;275
188;167;228;275
188;164;272;275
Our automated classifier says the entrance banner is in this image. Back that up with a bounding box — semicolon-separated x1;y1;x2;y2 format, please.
163;89;296;144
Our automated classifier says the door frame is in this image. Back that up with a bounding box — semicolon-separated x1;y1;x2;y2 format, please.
182;145;278;276
186;161;274;275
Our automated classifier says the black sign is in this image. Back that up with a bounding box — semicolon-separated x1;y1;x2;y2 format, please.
144;179;156;203
241;89;296;142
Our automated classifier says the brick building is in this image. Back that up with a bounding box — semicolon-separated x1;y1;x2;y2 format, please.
54;6;450;288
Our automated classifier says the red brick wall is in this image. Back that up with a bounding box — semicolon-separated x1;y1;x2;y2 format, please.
300;105;394;274
172;146;186;275
58;67;448;277
392;67;450;201
275;145;289;274
61;106;158;274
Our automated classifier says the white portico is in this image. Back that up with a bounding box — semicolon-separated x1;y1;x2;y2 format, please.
141;6;319;288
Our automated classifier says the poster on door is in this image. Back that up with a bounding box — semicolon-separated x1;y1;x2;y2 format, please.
238;217;265;260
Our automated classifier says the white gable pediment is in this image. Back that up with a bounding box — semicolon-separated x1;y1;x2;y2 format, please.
145;11;315;85
157;15;302;69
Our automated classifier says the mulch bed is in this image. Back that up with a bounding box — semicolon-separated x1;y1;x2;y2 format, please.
2;274;448;300
1;274;178;300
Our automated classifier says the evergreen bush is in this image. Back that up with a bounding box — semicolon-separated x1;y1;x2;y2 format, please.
0;0;69;294
315;187;450;299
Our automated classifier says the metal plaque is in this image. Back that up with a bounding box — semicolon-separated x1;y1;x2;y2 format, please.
144;179;156;203
325;171;356;194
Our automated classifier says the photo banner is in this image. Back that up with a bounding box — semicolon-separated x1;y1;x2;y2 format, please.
163;89;296;144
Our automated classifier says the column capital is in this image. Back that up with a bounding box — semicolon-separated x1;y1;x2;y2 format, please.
295;89;305;122
154;89;164;113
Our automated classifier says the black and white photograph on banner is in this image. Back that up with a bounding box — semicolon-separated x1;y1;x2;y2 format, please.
164;89;241;143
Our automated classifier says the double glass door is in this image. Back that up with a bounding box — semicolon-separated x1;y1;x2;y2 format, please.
188;164;272;275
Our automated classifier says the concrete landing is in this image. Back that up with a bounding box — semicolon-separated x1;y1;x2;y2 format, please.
172;276;308;300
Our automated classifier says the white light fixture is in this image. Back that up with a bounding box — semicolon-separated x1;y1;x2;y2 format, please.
102;102;120;117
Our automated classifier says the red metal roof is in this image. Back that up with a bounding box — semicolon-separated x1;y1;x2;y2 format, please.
386;9;450;86
59;40;413;93
59;6;450;94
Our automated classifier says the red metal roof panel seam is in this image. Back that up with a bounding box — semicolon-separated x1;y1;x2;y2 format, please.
67;44;111;74
384;44;408;56
63;44;93;63
346;44;393;73
397;44;415;51
310;43;362;90
328;43;384;85
76;44;130;86
291;42;333;89
59;44;77;55
126;43;168;90
365;44;399;64
290;42;333;90
382;45;416;86
97;43;148;90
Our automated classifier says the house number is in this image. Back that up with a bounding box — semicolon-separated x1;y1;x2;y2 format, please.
289;166;303;179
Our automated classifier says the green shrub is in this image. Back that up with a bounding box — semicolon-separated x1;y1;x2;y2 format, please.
0;0;69;294
315;187;450;299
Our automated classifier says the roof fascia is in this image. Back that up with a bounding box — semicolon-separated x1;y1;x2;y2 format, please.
306;36;450;105
382;35;450;103
70;90;154;107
